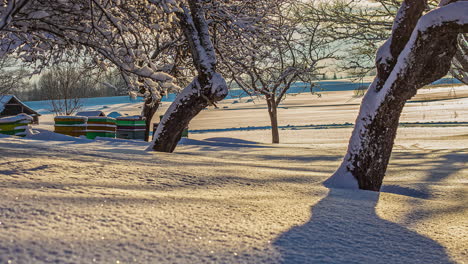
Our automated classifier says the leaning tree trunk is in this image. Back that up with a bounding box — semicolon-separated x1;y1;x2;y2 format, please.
148;0;228;152
267;97;280;144
142;97;160;142
150;74;226;152
325;0;468;191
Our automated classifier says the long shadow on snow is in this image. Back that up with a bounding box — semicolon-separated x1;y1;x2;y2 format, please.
379;148;467;201
274;188;454;264
0;174;319;194
1;147;334;175
394;149;467;225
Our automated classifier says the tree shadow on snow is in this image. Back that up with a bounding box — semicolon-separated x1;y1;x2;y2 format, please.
391;150;467;225
274;188;454;264
178;137;274;150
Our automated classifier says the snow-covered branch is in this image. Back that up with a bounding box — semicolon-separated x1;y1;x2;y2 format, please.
0;0;30;30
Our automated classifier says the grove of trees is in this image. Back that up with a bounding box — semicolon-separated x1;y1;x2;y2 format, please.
1;0;467;191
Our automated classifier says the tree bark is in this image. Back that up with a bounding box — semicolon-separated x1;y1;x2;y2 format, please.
267;97;280;144
326;0;468;191
150;77;226;152
149;0;228;152
451;34;468;84
142;97;160;142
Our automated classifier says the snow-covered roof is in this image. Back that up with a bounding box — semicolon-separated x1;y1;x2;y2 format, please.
107;112;123;118
0;95;40;116
0;95;14;113
76;111;106;117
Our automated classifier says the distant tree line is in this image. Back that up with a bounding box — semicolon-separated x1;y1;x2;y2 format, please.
4;62;129;102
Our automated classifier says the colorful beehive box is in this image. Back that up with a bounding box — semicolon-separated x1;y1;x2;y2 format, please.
0;114;32;137
116;116;146;140
54;116;87;137
86;116;116;139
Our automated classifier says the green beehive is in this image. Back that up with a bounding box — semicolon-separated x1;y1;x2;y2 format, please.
86;117;117;139
0;114;32;137
116;116;146;140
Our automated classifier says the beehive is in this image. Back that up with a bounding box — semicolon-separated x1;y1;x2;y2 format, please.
116;116;146;140
54;116;87;137
86;117;116;139
0;114;32;137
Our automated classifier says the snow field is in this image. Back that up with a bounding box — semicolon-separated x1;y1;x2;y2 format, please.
0;86;467;263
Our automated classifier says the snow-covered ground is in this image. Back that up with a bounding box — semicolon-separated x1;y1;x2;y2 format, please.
1;86;467;263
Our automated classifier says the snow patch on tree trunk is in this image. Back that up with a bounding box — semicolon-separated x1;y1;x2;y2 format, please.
210;72;228;99
324;163;360;189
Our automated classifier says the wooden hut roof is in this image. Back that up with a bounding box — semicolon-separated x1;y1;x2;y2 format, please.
0;95;13;113
0;95;41;116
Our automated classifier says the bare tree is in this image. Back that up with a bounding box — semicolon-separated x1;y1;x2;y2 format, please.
303;0;467;81
148;0;229;152
326;0;468;191
302;0;395;75
38;63;98;115
0;56;30;94
100;70;129;97
219;1;335;143
1;0;184;140
0;0;262;151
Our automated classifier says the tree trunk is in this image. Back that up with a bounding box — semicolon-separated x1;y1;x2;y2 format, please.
142;97;160;142
451;34;468;84
149;76;226;152
336;83;413;191
326;0;468;191
148;0;228;152
267;97;280;144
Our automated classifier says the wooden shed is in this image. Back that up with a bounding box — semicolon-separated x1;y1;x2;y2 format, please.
0;95;41;124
